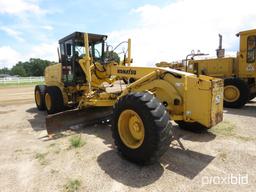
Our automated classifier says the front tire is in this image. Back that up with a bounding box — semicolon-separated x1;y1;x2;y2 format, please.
112;92;172;165
45;86;64;114
223;78;249;108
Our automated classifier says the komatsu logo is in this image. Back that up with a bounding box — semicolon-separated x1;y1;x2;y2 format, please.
117;69;137;75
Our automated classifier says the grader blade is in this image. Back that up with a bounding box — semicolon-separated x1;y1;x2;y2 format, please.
45;107;113;136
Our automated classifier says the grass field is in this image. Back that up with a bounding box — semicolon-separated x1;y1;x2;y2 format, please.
0;81;44;88
0;77;44;88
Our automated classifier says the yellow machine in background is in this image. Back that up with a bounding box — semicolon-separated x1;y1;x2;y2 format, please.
34;32;223;164
157;29;256;108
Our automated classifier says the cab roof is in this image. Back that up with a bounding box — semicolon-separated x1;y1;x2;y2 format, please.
236;29;256;37
59;32;107;44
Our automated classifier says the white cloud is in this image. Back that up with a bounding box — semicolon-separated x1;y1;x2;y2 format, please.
41;25;53;31
27;43;58;62
0;43;58;69
0;26;25;42
0;46;24;68
108;0;256;66
0;0;44;15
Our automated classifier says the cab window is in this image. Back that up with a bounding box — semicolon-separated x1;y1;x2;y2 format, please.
247;35;256;63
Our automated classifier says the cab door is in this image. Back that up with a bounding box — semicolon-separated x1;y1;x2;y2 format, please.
239;33;256;78
60;40;74;84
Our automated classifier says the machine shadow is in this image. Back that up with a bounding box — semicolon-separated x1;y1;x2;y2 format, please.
97;144;214;187
224;105;256;117
26;107;47;132
93;124;215;186
172;124;216;142
97;150;164;187
161;147;214;179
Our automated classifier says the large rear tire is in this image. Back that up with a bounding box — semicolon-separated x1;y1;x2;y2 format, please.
112;92;172;165
34;85;46;110
45;86;64;114
223;78;249;108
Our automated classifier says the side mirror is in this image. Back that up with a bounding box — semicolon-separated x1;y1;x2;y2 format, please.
66;43;72;56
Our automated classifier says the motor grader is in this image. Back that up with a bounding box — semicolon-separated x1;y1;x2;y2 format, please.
157;29;256;108
34;32;223;164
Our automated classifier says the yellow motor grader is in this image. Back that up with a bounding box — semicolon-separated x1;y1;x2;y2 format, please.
34;32;223;164
157;29;256;108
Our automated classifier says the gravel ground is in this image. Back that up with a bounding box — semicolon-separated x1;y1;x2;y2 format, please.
0;87;255;192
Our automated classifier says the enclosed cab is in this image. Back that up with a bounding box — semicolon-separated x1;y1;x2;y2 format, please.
34;32;107;114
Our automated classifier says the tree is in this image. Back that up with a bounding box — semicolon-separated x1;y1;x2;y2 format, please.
29;58;51;76
11;65;27;76
0;67;11;74
7;58;56;76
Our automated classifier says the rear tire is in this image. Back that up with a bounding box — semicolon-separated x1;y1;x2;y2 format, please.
34;85;46;110
45;86;64;114
223;78;249;108
112;92;172;165
175;121;207;133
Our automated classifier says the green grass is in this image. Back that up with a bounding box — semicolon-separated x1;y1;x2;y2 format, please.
210;120;255;141
0;81;44;88
64;179;81;192
69;135;86;149
210;120;235;136
35;152;48;165
235;135;255;142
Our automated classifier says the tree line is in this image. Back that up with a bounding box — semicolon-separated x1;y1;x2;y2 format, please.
0;58;56;77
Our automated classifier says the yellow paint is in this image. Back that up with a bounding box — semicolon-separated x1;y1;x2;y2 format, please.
45;93;52;111
224;85;240;102
45;63;62;85
127;38;131;66
35;90;41;106
83;33;92;92
118;109;145;149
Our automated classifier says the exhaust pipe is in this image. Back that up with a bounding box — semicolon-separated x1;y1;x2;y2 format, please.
216;34;225;58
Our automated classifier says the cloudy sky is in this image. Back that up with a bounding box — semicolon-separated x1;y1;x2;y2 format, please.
0;0;256;68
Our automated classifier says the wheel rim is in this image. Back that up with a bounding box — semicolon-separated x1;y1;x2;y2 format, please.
45;93;52;111
224;85;240;102
35;90;41;106
118;109;145;149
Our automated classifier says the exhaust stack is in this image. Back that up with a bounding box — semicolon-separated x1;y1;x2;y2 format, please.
216;34;225;58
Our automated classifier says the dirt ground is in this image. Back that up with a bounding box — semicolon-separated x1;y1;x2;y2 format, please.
0;86;255;192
